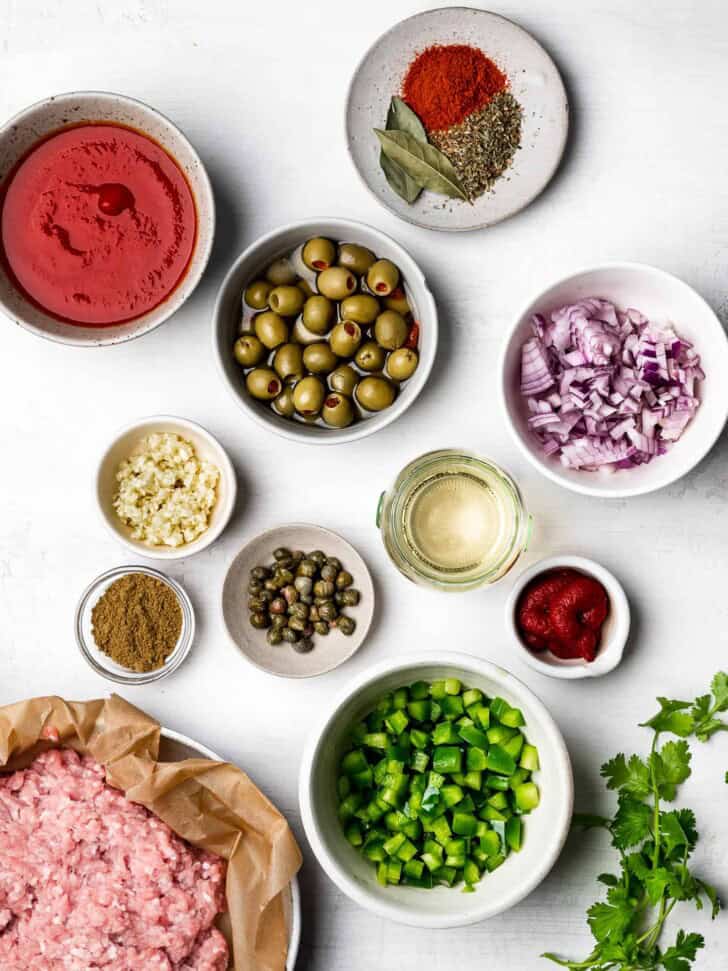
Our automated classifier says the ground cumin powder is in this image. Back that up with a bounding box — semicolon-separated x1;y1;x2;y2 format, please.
91;573;183;672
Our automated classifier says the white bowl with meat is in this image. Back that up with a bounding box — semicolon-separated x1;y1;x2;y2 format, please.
500;263;728;498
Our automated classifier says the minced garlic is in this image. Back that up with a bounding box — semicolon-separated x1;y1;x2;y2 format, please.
113;432;220;548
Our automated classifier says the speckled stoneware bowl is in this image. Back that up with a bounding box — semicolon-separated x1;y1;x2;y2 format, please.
346;7;569;231
0;91;215;346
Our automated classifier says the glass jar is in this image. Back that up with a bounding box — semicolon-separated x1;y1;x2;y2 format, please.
377;449;531;592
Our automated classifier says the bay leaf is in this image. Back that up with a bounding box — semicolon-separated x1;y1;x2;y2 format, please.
374;129;469;202
380;151;422;204
378;96;426;204
386;96;427;143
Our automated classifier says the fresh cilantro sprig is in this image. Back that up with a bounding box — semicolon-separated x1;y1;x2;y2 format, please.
543;673;728;971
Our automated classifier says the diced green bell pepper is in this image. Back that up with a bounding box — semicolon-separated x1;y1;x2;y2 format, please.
433;722;460;745
385;710;409;736
451;812;479;837
514;782;540;812
505;816;522;852
433;746;462;774
486;745;516;776
520;743;540;772
458;724;489;749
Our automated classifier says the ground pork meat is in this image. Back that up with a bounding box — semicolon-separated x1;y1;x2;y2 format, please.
0;749;229;970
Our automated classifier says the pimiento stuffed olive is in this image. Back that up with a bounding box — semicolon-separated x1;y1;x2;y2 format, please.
302;237;336;271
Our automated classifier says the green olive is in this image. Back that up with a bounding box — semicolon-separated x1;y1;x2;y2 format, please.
246;368;282;401
233;334;266;367
338;243;376;276
329;321;362;357
292;375;325;415
273;342;304;381
303;342;338;374
374;310;408;350
302;295;335;335
339;293;380;326
386;347;419;381
355;341;386;372
329;365;359;396
272;385;296;417
355;375;396;412
383;287;411;315
265;258;297;286
254;311;289;349
317;266;357;301
366;259;400;296
322;394;354;428
268;285;304;317
244;279;273;310
297;277;314;299
302;237;336;271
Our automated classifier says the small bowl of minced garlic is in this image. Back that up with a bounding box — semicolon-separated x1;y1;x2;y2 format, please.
96;415;237;560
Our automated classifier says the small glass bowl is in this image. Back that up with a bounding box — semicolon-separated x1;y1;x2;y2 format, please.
75;565;195;685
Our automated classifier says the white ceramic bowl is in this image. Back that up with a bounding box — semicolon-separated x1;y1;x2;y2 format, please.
0;91;215;346
160;728;301;971
96;415;237;560
500;262;728;497
299;651;573;928
505;555;630;680
213;218;437;444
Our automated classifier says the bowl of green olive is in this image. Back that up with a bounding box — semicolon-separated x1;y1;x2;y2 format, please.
213;219;437;443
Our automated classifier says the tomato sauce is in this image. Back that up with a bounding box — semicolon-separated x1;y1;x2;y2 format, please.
0;123;196;326
517;568;609;662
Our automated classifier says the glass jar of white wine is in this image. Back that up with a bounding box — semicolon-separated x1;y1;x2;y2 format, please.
376;450;531;592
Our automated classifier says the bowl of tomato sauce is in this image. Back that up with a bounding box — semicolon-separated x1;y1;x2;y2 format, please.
505;555;630;679
0;91;214;346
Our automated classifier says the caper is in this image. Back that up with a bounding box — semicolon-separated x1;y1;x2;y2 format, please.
302;295;335;335
273;343;304;381
303;342;338;374
321;563;337;582
340;293;380;326
248;596;267;612
248;580;262;594
374;310;408;351
338;243;376;276
292;375;325;415
354;341;386;372
282;585;298;605
337;615;356;636
233;334;266;367
314;596;330;606
383;287;411;315
302;237;336;271
321;394;354;429
340;589;360;607
329;321;362;357
250;611;270;629
386;347;419;382
329;365;359;397
293;637;314;653
268;597;286;615
314;580;335;598
300;594;313;605
264;577;280;592
291;550;305;562
318;602;338;622
254;311;288;349
294;576;313;595
326;557;342;572
275;568;294;585
268;285;305;317
272;386;296;418
367;259;400;296
251;566;270;580
282;627;300;644
336;570;354;590
310;550;326;564
297;559;318;578
267;628;284;646
271;614;288;630
259;590;273;603
289;616;307;632
246;368;281;401
290;602;310;619
317;266;357;301
265;257;297;286
313;621;330;636
244;279;273;310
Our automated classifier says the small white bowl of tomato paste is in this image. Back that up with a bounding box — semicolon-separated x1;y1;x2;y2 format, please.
0;91;214;346
505;555;630;679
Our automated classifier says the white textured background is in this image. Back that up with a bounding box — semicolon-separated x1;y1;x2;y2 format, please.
1;1;727;968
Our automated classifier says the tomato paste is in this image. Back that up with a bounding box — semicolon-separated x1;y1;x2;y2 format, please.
0;123;196;326
517;568;609;662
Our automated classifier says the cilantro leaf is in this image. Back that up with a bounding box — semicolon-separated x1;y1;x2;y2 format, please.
612;794;652;849
645;866;680;905
695;878;721;919
660;810;690;857
601;753;651;797
597;872;619;887
652;740;691;801
710;672;728;711
641;698;694;737
674;808;698;849
661;930;704;970
587;885;634;942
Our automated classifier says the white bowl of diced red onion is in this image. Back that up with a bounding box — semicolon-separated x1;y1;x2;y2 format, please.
500;263;728;498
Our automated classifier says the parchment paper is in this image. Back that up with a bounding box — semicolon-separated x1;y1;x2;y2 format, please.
0;694;303;971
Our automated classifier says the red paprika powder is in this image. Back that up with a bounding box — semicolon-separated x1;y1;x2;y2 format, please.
402;44;507;132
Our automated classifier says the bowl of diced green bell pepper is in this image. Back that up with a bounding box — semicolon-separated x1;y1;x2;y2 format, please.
298;651;573;928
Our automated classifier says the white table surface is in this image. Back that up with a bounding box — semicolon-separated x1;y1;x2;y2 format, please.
1;1;727;968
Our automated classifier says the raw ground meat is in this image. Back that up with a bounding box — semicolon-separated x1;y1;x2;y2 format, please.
0;749;229;970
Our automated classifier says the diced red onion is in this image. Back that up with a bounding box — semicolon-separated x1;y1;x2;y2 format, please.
518;298;701;471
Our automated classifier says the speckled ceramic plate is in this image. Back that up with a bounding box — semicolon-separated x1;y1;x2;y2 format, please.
221;524;375;678
345;7;569;232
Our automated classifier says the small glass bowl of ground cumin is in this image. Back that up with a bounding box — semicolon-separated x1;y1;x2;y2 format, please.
75;566;195;684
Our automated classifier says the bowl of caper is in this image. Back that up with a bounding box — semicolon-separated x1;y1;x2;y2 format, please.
221;523;375;678
213;219;438;443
